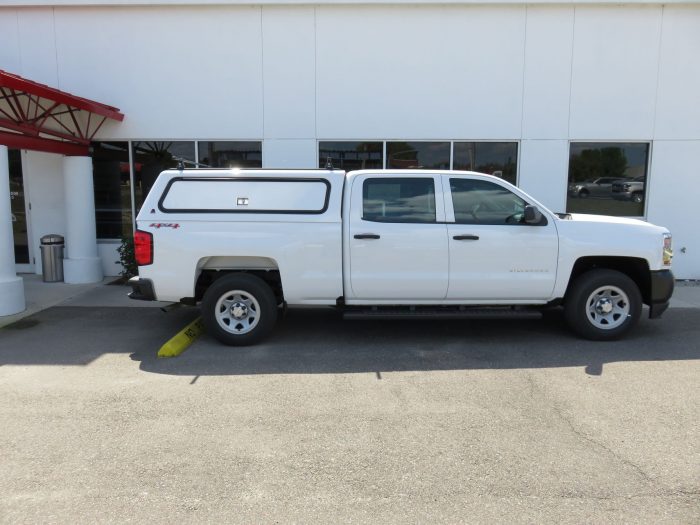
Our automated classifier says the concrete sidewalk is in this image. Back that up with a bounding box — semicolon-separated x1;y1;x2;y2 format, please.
670;281;700;308
0;274;168;328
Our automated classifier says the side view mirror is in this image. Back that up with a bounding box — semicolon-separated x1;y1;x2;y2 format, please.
524;205;543;225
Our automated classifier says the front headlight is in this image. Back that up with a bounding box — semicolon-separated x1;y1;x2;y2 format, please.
663;233;673;266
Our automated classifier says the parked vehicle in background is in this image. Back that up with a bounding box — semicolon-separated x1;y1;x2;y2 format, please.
129;168;674;346
612;176;646;204
568;177;619;199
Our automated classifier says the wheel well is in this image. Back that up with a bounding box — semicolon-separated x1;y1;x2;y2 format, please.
566;256;651;304
195;269;284;305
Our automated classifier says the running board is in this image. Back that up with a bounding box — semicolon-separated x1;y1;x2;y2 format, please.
342;308;542;321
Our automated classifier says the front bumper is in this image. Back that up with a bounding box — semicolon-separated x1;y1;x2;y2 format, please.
648;270;674;319
128;277;156;301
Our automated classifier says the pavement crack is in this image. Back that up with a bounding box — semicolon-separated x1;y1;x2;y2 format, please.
525;371;660;490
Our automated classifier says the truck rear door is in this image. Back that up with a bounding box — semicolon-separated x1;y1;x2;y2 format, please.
347;173;449;300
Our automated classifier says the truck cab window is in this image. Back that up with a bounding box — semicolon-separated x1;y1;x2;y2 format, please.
450;178;527;225
363;178;436;223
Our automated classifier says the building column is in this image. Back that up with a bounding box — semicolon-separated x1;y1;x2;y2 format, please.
62;155;103;284
0;145;26;316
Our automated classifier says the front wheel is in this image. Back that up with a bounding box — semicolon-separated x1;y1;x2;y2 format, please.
202;274;278;346
564;269;642;340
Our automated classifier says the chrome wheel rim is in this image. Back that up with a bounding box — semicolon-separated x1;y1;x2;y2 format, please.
214;290;261;335
586;285;630;330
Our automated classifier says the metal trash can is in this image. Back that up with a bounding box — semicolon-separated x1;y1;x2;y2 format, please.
40;234;65;282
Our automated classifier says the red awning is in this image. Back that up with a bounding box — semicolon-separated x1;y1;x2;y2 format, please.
0;69;124;156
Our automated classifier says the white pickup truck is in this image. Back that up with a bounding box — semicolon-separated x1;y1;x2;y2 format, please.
128;168;674;345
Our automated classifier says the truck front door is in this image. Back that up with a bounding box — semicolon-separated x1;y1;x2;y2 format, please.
347;174;449;300
443;175;558;301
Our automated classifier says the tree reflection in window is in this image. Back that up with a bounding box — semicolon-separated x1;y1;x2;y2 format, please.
386;142;450;169
132;141;195;212
199;141;262;168
567;143;649;217
453;142;518;185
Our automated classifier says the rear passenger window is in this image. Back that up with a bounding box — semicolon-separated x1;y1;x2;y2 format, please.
363;178;436;223
450;178;527;225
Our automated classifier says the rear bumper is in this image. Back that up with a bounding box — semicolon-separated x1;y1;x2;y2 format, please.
649;270;674;319
128;277;156;301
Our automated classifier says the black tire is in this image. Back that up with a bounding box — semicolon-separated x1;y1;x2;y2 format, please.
632;192;643;204
201;273;278;346
564;269;642;341
578;189;589;198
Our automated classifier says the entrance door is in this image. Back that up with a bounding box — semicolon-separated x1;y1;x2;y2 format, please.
9;149;32;270
348;174;449;301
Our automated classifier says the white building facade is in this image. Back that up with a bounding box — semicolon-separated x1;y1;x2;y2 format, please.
1;0;699;302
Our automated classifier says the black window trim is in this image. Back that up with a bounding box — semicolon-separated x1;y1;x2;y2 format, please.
158;177;332;215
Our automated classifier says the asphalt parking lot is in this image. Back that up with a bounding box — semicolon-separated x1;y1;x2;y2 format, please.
1;300;699;523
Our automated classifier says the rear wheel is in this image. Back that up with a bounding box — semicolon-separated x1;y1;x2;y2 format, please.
202;274;278;346
564;269;642;340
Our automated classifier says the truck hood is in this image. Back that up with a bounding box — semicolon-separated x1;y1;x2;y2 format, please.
560;213;670;235
567;213;649;227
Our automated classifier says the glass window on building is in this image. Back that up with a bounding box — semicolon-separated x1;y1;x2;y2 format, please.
92;142;132;239
362;177;436;223
8;149;29;263
198;141;262;168
132;141;195;212
567;142;649;217
386;142;450;170
318;141;383;171
453;142;518;185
